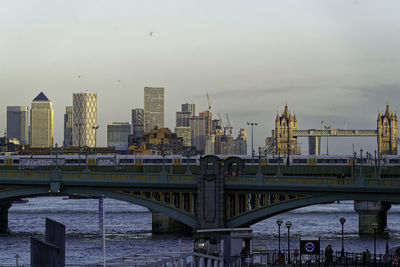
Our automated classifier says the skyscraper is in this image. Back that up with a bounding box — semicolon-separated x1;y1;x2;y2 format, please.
181;103;195;116
199;110;212;136
30;92;53;147
144;87;164;132
132;108;144;139
176;103;195;127
63;106;73;147
234;128;247;155
7;106;28;144
72;92;97;148
189;116;206;152
107;122;131;150
174;126;191;147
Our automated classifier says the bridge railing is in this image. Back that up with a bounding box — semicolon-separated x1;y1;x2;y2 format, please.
225;174;400;188
0;169;198;184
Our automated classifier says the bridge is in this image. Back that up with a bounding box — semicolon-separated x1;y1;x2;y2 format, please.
292;129;377;137
0;156;398;236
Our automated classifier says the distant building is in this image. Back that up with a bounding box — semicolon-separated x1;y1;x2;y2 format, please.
63;106;73;147
0;136;19;153
174;126;191;146
215;134;234;155
107;122;131;150
72;92;97;148
199;110;212;136
129;127;184;154
30;92;53;147
176;111;192;127
132;108;144;139
273;104;298;155
176;103;196;127
7;106;28;144
144;87;164;132
205;135;215;155
181;103;195;116
212;119;222;132
189;116;206;153
234;128;247;155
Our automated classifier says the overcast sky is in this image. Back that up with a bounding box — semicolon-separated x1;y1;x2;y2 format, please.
1;0;400;154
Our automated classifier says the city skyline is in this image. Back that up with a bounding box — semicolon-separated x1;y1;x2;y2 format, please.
1;1;400;153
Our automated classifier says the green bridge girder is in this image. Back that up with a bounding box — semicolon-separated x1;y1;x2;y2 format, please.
1;169;400;229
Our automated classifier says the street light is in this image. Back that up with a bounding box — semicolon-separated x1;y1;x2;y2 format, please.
360;148;363;179
384;227;390;255
371;222;378;267
257;146;262;176
276;219;283;254
286;221;292;264
340;217;346;258
92;125;100;153
75;123;83;166
247;122;258;163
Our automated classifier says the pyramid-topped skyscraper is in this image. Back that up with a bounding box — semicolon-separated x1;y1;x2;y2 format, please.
30;92;53;147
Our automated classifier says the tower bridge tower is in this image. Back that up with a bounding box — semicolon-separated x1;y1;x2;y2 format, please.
274;104;298;155
377;104;398;156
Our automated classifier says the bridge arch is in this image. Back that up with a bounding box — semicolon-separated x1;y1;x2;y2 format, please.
0;186;197;229
227;193;400;228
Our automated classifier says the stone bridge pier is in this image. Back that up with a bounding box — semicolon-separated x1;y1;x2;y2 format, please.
0;201;12;234
354;201;391;236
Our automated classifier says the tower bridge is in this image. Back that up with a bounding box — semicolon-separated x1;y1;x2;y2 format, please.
266;103;398;156
1;156;400;236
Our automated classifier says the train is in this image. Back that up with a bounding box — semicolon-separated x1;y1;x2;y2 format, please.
0;154;399;168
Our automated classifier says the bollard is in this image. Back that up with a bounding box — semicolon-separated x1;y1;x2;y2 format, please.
15;254;19;267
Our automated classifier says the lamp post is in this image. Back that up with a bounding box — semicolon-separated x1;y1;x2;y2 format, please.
55;143;58;171
277;148;281;177
384;227;390;256
372;222;378;267
92;125;100;154
185;147;191;174
85;146;89;172
161;138;166;174
374;150;377;179
276;219;283;253
340;217;346;258
286;221;292;264
247;122;258;163
352;152;357;179
75;123;83;166
257;146;262;176
360;149;363;179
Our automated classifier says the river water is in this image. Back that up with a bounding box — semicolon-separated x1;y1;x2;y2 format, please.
0;197;399;266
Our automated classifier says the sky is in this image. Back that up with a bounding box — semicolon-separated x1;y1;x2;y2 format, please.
1;0;400;154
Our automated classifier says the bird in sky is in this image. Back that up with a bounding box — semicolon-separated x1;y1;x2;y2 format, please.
150;32;153;37
78;75;81;78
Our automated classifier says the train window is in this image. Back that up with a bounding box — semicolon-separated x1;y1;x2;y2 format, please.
244;159;259;163
65;159;86;164
13;159;20;164
389;159;400;164
182;159;197;163
355;159;368;163
268;159;284;163
293;159;308;164
0;159;4;164
119;159;135;164
317;159;347;164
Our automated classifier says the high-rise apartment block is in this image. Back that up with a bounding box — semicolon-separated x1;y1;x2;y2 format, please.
132;108;144;139
7;106;28;144
72;92;97;148
176;103;195;127
63;106;73;147
30;92;53;147
107;122;131;150
174;126;191;147
144;87;164;132
181;103;195;116
189;116;206;152
199;110;212;136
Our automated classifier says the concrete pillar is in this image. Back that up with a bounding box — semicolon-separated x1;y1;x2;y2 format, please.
0;201;12;234
354;201;391;236
151;212;192;234
308;136;320;155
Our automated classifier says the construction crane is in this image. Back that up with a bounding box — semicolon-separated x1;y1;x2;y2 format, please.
225;114;233;136
206;93;211;110
218;113;225;129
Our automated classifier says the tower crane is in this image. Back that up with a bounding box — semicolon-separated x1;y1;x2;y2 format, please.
225;114;233;136
206;93;211;110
